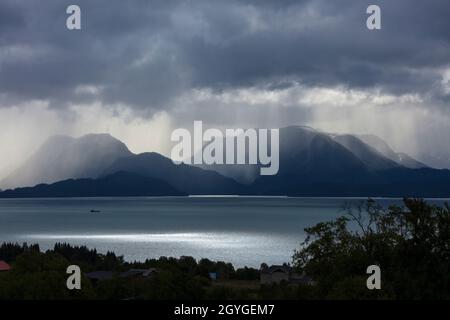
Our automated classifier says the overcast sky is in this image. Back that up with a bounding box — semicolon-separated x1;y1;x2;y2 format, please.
0;0;450;175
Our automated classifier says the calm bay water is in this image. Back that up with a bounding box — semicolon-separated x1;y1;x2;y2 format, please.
0;197;448;267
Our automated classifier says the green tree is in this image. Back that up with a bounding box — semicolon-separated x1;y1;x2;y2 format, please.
293;198;450;299
0;251;95;299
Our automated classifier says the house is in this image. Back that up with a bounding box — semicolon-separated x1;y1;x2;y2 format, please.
208;272;218;281
119;268;158;279
260;264;314;285
86;268;158;284
0;260;11;272
85;271;115;284
260;265;290;284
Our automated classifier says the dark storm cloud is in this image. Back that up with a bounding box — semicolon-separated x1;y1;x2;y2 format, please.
0;0;449;110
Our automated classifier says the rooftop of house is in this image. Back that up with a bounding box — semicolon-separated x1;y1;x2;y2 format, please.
120;268;157;278
86;268;158;281
0;260;11;271
260;265;292;274
85;271;114;280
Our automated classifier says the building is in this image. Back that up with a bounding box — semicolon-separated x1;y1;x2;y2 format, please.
119;268;158;279
260;265;290;284
85;271;114;284
260;264;314;285
86;268;158;284
0;260;11;272
208;272;218;281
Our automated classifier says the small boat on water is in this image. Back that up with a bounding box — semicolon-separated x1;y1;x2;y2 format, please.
90;209;101;213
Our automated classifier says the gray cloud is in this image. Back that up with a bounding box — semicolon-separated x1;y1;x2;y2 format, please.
0;0;449;111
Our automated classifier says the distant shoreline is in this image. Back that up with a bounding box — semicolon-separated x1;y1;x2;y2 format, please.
0;195;450;200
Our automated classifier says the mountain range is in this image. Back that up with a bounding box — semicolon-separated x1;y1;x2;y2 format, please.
1;126;450;198
0;171;184;198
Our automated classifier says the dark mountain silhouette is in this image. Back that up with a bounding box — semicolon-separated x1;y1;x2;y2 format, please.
1;134;133;189
196;126;370;184
103;152;244;195
196;127;436;197
0;171;184;198
232;127;450;197
1;127;450;198
248;167;450;198
275;126;368;178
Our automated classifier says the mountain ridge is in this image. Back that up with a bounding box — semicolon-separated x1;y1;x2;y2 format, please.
103;152;245;195
1;128;450;198
1;133;133;189
0;171;185;198
356;134;427;169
